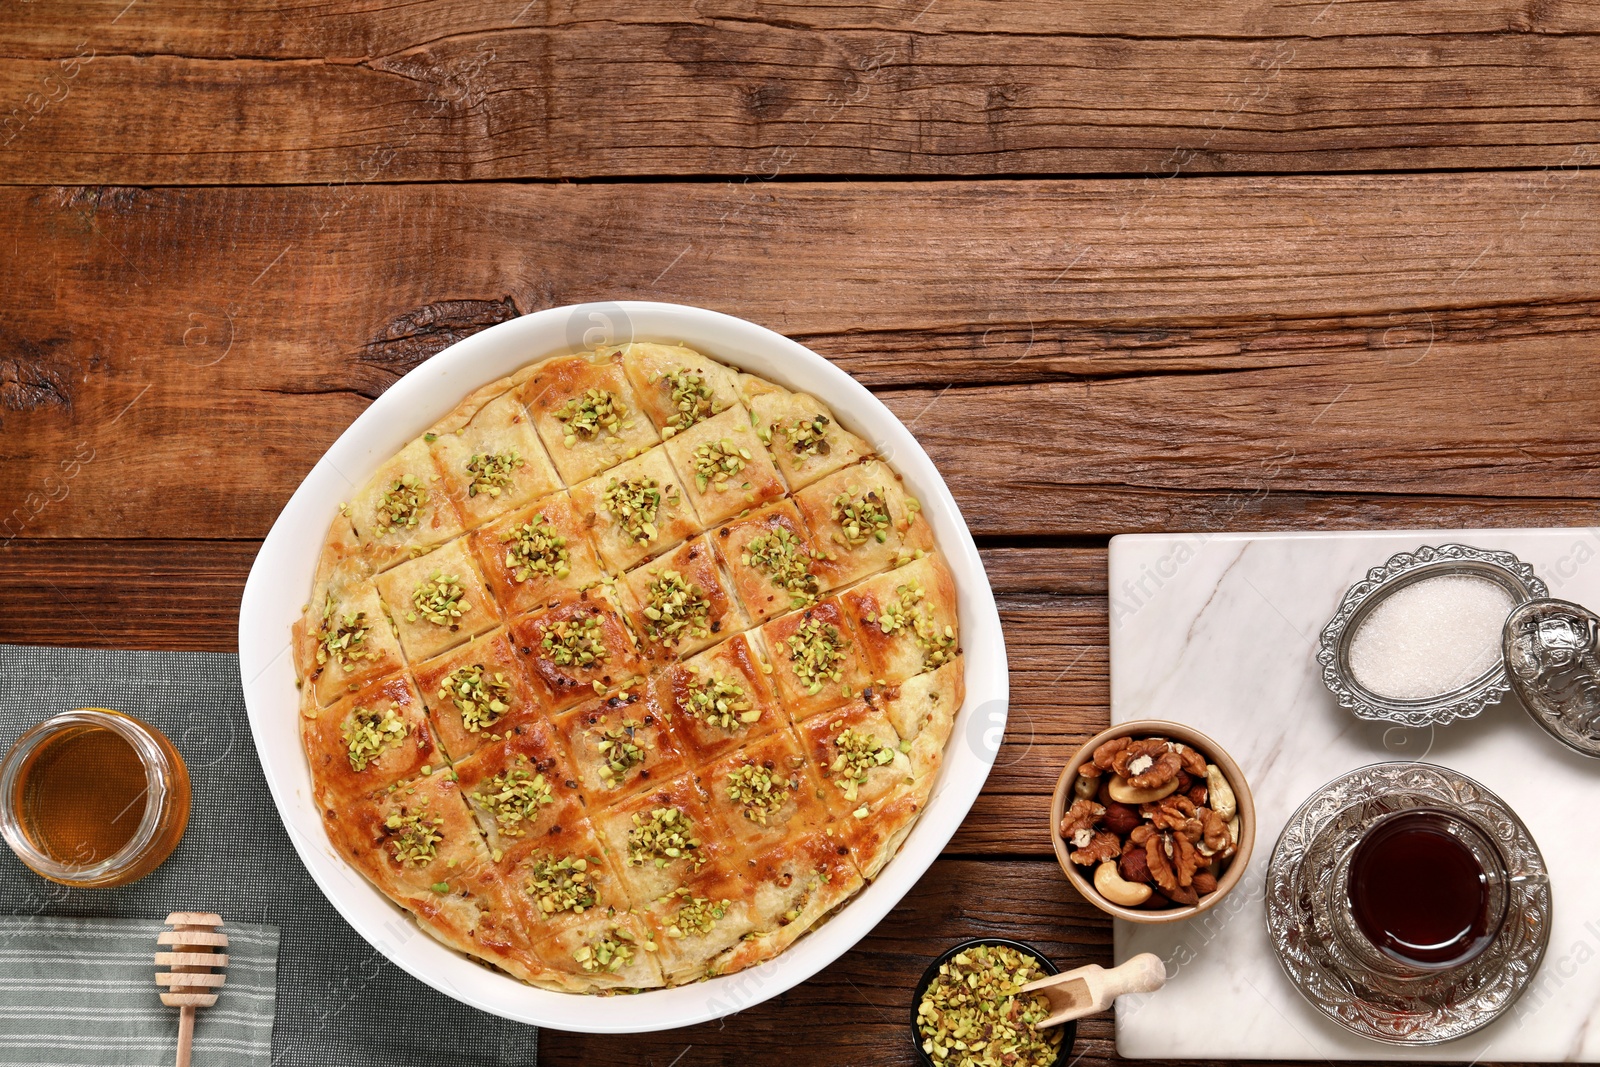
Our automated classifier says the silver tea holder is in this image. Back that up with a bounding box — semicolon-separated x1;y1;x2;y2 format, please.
1317;544;1546;728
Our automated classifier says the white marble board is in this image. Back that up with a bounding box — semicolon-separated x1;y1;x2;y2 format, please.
1109;528;1600;1062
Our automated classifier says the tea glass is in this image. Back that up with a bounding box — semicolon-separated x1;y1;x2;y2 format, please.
1325;806;1539;979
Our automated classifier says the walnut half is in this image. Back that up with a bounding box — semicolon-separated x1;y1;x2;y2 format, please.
1069;830;1122;866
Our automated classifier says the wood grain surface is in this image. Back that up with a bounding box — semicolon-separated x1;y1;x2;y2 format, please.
3;0;1598;1062
3;2;1600;182
2;176;1597;545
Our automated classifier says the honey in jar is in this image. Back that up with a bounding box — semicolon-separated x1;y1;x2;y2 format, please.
0;708;190;887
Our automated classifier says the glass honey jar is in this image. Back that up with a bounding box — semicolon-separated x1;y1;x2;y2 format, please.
0;708;190;887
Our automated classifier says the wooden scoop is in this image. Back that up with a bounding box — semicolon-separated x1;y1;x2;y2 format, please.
154;912;229;1067
1021;952;1166;1028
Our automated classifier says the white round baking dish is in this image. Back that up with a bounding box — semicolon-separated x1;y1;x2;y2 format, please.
238;301;1008;1032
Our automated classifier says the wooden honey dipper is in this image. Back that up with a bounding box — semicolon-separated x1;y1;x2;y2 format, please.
154;912;228;1067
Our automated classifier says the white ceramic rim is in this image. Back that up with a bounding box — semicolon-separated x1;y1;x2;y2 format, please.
238;301;1009;1032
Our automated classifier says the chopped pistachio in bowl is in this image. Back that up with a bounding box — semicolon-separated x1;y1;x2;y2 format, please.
911;938;1071;1067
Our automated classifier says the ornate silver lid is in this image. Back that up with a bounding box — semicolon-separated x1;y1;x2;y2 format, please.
1317;544;1546;727
1503;598;1600;759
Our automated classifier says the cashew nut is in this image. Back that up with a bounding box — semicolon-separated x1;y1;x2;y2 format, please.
1205;764;1237;821
1073;773;1097;801
1106;774;1180;805
1093;859;1153;907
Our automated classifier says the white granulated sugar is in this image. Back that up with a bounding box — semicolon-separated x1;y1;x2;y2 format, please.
1348;574;1516;700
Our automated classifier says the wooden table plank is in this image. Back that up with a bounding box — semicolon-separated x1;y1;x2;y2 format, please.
2;176;1597;542
8;0;1598;56
0;539;257;652
3;13;1600;182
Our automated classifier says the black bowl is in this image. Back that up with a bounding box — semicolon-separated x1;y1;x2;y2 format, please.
909;937;1075;1067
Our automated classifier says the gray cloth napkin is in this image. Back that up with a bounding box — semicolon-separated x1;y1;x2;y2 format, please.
0;645;538;1067
0;915;277;1067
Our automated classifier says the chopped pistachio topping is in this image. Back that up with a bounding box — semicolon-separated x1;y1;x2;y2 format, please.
776;413;831;459
439;663;511;732
502;514;571;583
873;592;911;635
465;450;522;498
641;570;712;646
593;719;645;784
541;613;607;667
574;928;636;974
523;854;598;915
626;806;703;870
476;767;553;836
684;671;758;731
316;597;374;673
690;438;751;493
831;727;894;801
741;526;820;609
785;617;846;696
664;887;729;938
409;571;468;628
870;580;958;669
602;476;679;544
343;704;408;771
374;475;427;536
726;763;788;825
831;488;892;547
662;368;716;434
916;943;1062;1067
554;388;629;446
385;810;443;867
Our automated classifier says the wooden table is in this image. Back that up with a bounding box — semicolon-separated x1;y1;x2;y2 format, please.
2;1;1596;1062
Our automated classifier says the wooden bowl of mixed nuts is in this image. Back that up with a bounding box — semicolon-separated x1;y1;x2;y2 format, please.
911;938;1071;1067
1051;720;1255;923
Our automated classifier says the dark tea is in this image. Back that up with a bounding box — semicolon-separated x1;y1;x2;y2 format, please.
1347;810;1493;968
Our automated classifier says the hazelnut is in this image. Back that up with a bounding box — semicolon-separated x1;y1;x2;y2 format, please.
1119;847;1153;884
1102;801;1141;835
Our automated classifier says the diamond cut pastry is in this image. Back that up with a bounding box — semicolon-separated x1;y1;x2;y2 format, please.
292;344;964;992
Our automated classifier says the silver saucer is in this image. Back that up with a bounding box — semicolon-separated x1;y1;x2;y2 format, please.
1265;762;1551;1045
1317;544;1546;727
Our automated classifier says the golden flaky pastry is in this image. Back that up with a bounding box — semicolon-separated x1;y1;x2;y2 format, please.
292;345;964;993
